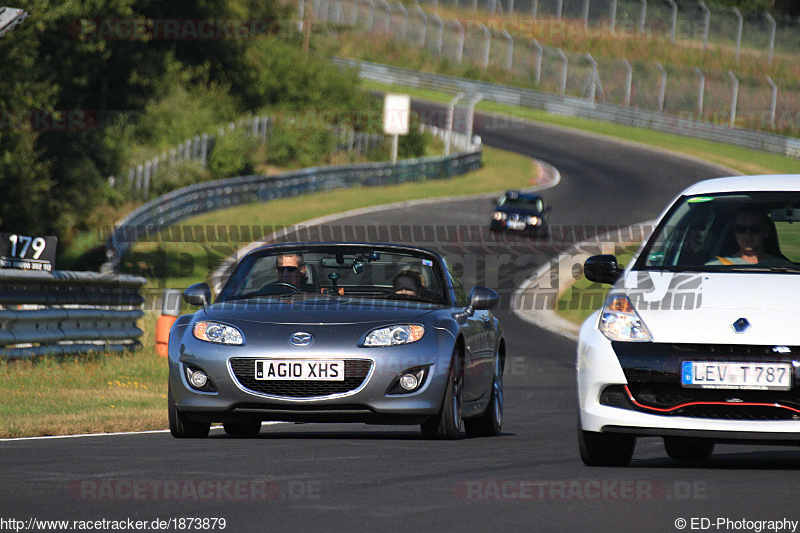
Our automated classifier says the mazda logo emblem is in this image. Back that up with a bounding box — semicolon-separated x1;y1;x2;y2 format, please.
291;332;312;346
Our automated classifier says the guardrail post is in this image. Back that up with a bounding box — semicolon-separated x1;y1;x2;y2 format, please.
415;5;427;47
395;2;408;40
432;13;443;56
451;19;465;64
557;48;568;96
731;7;742;62
656;62;666;111
727;70;738;128
364;0;374;30
764;13;775;67
502;30;513;71
694;66;705;117
584;53;598;102
622;58;632;107
556;0;563;20
445;92;465;156
638;0;647;34
582;0;590;31
135;164;144;194
481;24;490;69
609;0;617;33
766;76;777;129
466;94;483;148
532;38;543;83
698;1;710;50
665;0;677;43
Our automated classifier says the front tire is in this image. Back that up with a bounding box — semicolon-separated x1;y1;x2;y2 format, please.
465;352;503;437
168;384;210;438
578;429;635;466
223;421;262;437
421;349;463;440
664;437;715;461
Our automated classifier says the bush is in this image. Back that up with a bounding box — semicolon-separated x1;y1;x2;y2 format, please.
208;129;258;179
150;159;211;198
265;127;334;168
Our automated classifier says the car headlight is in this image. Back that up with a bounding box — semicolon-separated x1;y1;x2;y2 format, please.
492;211;507;221
193;321;244;345
364;325;425;347
526;216;541;225
598;295;652;342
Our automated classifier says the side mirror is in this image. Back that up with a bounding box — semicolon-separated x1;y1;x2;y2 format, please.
468;286;499;311
183;283;212;307
584;255;624;285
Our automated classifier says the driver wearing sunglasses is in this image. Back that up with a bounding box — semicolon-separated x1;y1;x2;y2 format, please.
707;208;791;266
276;253;308;289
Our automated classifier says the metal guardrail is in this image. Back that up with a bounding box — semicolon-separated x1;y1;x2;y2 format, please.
104;136;482;271
334;57;800;160
0;270;147;359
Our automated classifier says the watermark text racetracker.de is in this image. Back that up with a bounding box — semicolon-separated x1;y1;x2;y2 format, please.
0;517;226;531
674;517;798;532
454;479;707;501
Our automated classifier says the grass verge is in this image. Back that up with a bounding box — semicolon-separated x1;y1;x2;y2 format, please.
554;246;640;326
0;312;168;439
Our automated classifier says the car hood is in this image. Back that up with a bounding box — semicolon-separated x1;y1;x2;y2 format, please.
203;297;440;325
622;271;800;345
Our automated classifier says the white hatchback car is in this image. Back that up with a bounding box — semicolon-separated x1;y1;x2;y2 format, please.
577;175;800;466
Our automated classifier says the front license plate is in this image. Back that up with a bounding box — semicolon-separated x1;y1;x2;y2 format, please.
506;220;526;230
255;360;345;381
681;361;792;390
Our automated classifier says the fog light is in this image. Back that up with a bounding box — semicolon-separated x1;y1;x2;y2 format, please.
188;369;208;389
399;373;419;391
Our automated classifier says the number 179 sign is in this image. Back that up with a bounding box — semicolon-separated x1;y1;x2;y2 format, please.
0;233;57;272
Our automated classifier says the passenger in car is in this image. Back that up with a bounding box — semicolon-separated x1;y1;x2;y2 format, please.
393;270;424;296
706;208;793;266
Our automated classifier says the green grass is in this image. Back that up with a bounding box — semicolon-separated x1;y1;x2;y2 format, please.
122;145;539;289
555;246;640;325
360;80;800;177
0;312;169;438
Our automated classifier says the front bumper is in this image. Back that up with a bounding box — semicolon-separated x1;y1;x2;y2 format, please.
577;316;800;439
169;330;454;425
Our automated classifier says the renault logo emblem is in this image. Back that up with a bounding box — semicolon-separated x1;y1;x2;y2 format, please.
290;332;312;346
732;318;750;334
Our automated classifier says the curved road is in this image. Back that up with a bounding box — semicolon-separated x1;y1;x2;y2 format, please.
3;105;798;533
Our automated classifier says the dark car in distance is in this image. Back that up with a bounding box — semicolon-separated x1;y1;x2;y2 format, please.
490;190;550;236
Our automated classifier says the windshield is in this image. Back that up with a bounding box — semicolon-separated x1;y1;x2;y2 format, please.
218;246;449;304
636;192;800;272
498;196;544;212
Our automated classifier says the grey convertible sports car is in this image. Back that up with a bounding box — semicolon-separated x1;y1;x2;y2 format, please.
168;242;505;439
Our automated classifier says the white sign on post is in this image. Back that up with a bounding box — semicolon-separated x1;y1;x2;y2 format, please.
383;94;410;163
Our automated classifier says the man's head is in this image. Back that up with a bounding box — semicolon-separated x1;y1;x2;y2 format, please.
276;253;307;287
394;270;423;296
733;208;771;255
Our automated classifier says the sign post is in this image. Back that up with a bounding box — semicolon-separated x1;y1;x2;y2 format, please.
382;94;410;163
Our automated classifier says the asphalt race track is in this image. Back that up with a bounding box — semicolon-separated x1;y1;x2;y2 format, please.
3;104;799;533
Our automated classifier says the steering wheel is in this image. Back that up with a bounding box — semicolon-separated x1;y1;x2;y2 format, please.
255;282;302;296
